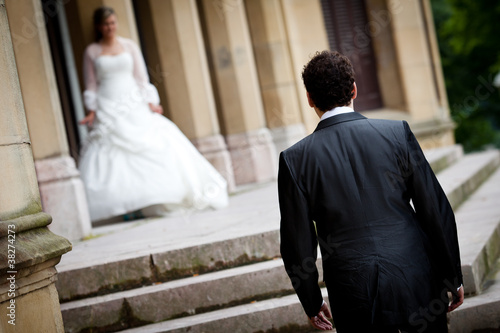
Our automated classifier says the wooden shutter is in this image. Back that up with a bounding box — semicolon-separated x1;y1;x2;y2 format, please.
321;0;383;111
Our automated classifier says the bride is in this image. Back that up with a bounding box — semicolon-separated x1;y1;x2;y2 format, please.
79;6;228;222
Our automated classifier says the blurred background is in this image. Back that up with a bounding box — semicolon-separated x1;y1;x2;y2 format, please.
432;0;500;152
6;0;467;240
2;1;500;332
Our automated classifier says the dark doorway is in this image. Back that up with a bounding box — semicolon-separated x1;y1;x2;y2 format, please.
42;0;83;162
321;0;383;111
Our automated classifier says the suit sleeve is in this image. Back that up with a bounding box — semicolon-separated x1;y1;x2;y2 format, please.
403;121;463;290
278;152;323;317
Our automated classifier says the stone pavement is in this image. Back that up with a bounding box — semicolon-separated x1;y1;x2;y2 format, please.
57;181;279;273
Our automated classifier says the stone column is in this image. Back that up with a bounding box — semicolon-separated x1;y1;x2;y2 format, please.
6;0;91;241
0;1;72;331
280;0;330;134
198;0;277;185
386;0;440;121
244;0;306;153
387;0;454;148
364;0;407;112
134;0;235;190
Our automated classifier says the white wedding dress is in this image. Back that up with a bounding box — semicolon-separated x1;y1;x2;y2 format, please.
79;37;228;222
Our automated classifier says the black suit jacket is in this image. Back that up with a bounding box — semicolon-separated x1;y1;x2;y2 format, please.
278;112;462;327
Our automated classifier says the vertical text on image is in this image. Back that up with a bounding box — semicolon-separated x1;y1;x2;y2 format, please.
6;224;17;326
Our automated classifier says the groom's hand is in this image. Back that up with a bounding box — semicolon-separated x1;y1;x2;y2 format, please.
308;301;333;331
448;285;464;312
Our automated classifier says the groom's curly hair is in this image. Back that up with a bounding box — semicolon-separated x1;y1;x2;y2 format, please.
302;51;355;112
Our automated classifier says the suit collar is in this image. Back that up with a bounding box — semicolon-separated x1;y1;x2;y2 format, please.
314;111;367;132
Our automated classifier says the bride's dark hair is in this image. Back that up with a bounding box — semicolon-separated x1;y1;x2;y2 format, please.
93;6;115;42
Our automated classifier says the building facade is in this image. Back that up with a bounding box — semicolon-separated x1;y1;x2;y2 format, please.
0;1;453;329
3;0;455;240
2;0;455;240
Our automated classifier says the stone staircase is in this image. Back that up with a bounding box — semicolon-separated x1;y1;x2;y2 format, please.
56;145;500;333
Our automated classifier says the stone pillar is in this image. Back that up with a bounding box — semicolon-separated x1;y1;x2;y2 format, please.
6;0;91;241
198;0;277;185
0;1;72;332
280;0;330;134
244;0;306;153
387;0;440;121
387;0;455;148
365;0;407;112
134;0;235;190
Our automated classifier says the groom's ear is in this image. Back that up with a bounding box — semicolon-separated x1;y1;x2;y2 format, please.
352;82;357;100
306;91;315;108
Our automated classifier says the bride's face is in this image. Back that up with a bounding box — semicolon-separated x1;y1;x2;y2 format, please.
99;14;117;39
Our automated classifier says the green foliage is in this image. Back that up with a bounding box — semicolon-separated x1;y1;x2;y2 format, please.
431;0;500;152
454;111;497;152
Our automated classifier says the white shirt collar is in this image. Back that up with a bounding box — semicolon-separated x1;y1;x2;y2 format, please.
320;106;354;121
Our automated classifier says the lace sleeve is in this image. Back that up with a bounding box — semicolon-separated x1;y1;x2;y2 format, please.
82;44;99;111
125;37;160;105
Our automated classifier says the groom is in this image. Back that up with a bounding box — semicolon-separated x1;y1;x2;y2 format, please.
278;51;464;332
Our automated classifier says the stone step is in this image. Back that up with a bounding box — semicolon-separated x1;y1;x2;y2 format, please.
112;257;500;333
55;149;498;303
66;255;500;333
448;257;500;333
455;166;500;295
116;289;331;333
56;229;281;303
436;149;500;210
58;148;500;333
109;258;500;333
55;182;282;302
61;257;325;332
425;144;463;174
61;259;296;332
101;268;500;333
60;150;500;333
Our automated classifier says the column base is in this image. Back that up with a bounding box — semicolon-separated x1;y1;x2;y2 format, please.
1;262;65;333
411;118;456;150
35;156;91;241
226;128;278;186
0;224;70;333
192;134;236;193
270;123;307;153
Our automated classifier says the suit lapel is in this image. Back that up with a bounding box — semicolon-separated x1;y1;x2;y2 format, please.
314;112;367;132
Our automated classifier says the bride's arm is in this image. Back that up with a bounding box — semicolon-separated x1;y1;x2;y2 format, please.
80;45;98;126
127;39;161;109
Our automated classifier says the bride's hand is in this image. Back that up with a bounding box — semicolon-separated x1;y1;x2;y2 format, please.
149;103;163;114
79;111;96;126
